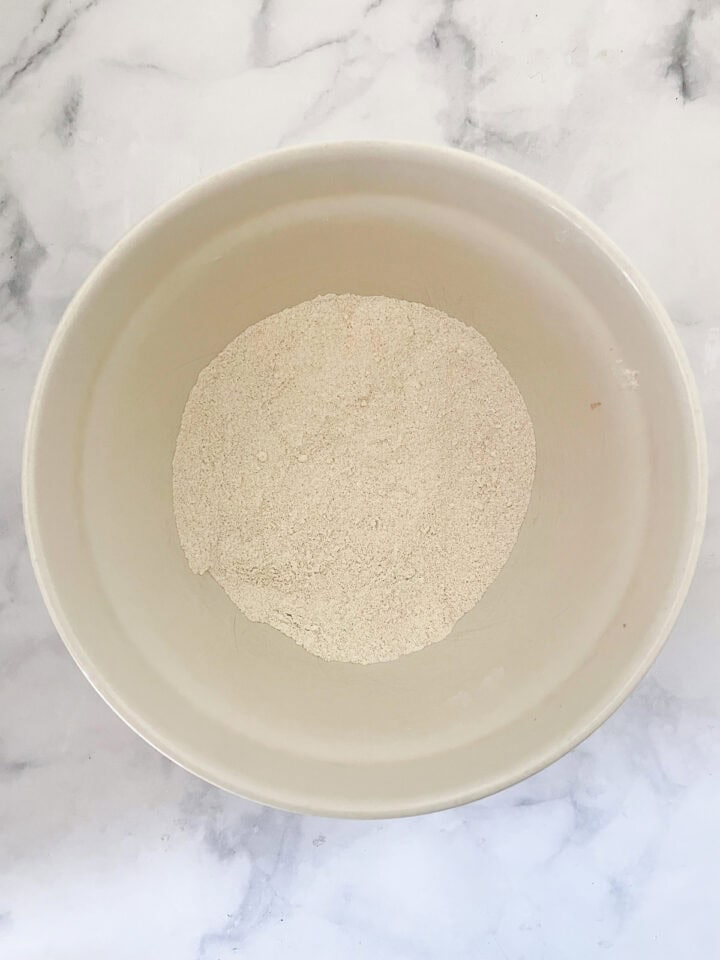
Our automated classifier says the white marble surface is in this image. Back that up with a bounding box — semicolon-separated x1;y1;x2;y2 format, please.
1;0;719;956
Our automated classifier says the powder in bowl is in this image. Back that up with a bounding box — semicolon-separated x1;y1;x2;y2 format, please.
173;294;535;664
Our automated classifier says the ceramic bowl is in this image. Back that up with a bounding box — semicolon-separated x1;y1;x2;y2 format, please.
23;143;706;816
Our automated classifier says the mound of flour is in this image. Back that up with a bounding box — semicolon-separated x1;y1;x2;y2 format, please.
173;294;535;664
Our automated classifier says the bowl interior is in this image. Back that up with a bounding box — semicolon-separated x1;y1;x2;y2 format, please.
26;145;704;815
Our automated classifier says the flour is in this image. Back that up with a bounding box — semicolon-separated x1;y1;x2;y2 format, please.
173;294;536;664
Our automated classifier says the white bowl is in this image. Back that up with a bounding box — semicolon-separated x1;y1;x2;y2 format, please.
24;143;706;817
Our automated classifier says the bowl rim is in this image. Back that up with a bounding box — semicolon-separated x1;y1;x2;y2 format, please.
22;140;708;817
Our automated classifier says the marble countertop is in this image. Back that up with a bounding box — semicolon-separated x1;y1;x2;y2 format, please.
2;1;719;956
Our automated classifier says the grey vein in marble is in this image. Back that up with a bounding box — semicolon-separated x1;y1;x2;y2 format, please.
0;190;47;316
54;77;83;146
423;0;480;149
666;8;699;102
0;0;99;96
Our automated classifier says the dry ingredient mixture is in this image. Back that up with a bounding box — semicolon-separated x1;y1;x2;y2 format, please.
173;294;536;664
